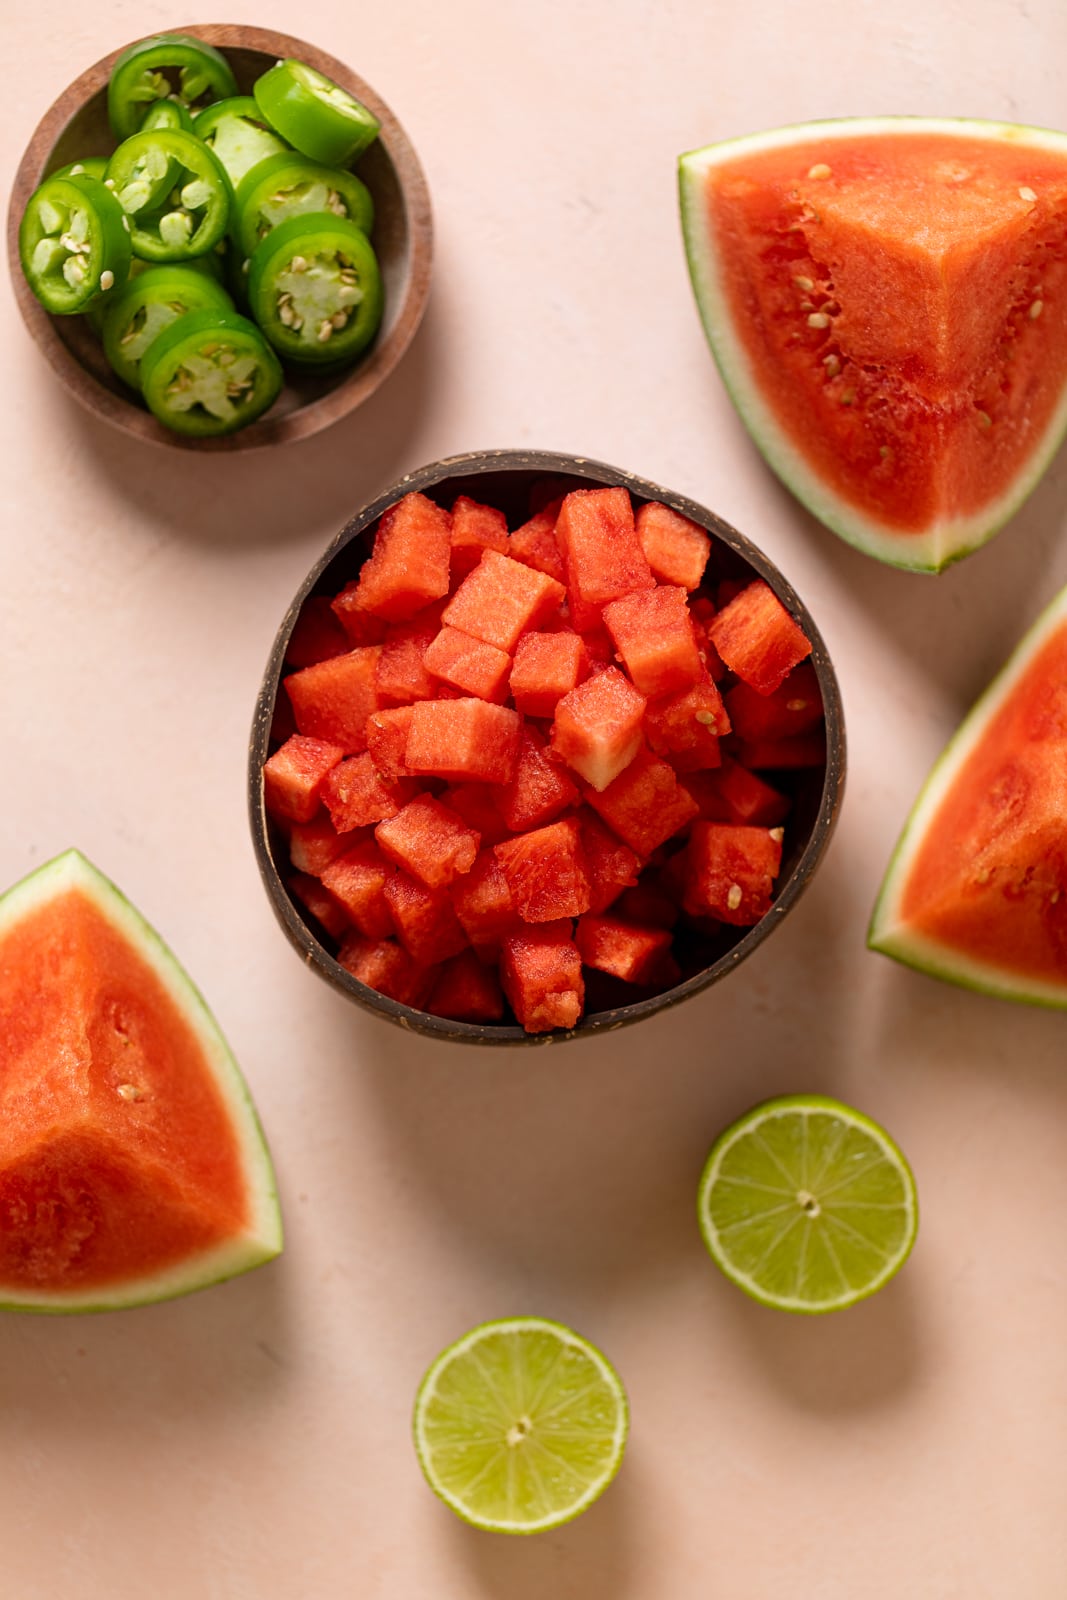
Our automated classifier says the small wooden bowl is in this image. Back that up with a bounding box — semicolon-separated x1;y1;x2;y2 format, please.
249;451;846;1045
7;25;433;452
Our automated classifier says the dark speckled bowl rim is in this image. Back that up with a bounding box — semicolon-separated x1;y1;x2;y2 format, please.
248;450;846;1046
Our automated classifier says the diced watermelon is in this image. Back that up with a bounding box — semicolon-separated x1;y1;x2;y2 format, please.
644;677;728;772
406;699;522;784
321;754;414;832
688;596;727;681
499;726;579;833
285;647;382;753
450;495;509;576
583;745;700;856
612;881;680;929
350;493;452;622
577;809;642;912
708;580;812;696
495;816;592;922
443;551;565;652
602;586;704;697
575;914;680;986
270;692;297;747
451;849;517;955
555;488;653;628
374;607;443;705
289;812;352;875
384;872;469;965
635;501;711;591
688;758;791;826
725;661;823;742
736;733;827;769
321;841;396;938
365;705;415;778
285;596;350;667
442;784;512;846
500;921;585;1033
509;631;588;717
426;951;505;1022
375;795;480;889
509;507;566;584
551;666;646;791
288;872;351;940
329;582;389;646
263;734;346;823
337;934;436;1008
683;822;784;926
423;626;512;703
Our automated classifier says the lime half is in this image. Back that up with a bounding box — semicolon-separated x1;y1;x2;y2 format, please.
413;1316;629;1534
697;1095;918;1314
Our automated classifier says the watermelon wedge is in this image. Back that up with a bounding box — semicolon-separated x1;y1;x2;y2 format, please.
869;584;1067;1005
0;851;282;1312
679;118;1067;572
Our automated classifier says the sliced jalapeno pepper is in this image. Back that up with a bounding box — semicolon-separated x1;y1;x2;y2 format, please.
233;151;374;258
140;98;194;134
107;34;238;141
102;264;234;389
107;130;231;261
193;96;290;187
140;308;282;435
19;173;133;314
52;157;110;183
252;59;379;167
247;212;383;366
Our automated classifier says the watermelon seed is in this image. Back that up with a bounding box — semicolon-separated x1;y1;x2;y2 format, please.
807;312;830;329
841;389;856;406
822;354;841;377
807;163;832;181
1051;890;1061;903
1019;186;1038;203
1029;299;1044;319
769;828;785;843
117;1083;143;1101
727;884;743;911
976;410;992;429
793;275;815;291
879;445;891;458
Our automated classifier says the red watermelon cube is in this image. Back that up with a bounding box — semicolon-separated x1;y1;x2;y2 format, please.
289;812;352;875
405;699;522;785
551;666;646;791
442;783;512;846
365;705;415;778
443;550;565;652
285;647;382;753
708;580;812;696
329;581;388;646
509;631;587;718
288;872;351;940
683;822;784;926
337;935;436;1008
509;506;566;584
725;661;823;742
384;871;469;965
351;493;452;622
583;745;700;856
423;626;512;703
575;914;680;987
451;849;518;955
450;495;509;577
635;501;711;591
321;754;414;832
501;921;585;1033
321;841;396;938
499;726;579;833
644;677;729;772
263;734;346;823
555;488;653;627
427;951;505;1022
613;881;679;929
577;809;642;912
375;795;481;889
736;733;827;770
285;596;350;667
495;815;592;922
601;586;703;697
688;759;790;827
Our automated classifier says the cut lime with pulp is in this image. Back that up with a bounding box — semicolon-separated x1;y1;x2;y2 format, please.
413;1316;629;1534
697;1095;918;1314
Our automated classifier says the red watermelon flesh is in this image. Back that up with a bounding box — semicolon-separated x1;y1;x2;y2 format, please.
427;951;505;1023
286;647;382;753
350;492;452;621
449;495;509;576
0;852;280;1309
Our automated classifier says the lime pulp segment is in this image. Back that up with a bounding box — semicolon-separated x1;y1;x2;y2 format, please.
413;1317;628;1534
697;1095;918;1313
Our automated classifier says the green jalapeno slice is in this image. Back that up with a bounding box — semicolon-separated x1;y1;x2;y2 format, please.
19;173;133;314
247;212;383;366
101;264;234;389
107;131;231;261
107;34;238;141
52;157;111;183
233;151;374;258
140;308;283;435
192;96;290;187
252;59;380;168
140;98;195;134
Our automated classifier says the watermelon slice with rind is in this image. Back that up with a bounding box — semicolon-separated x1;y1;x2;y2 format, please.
0;850;282;1312
869;583;1067;1005
680;117;1067;572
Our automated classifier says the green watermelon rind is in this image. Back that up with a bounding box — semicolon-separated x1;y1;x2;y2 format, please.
867;581;1067;1006
0;849;283;1314
678;116;1067;574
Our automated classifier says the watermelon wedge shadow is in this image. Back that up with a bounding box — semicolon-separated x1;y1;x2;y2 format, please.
249;450;846;1046
869;580;1067;1006
0;849;282;1312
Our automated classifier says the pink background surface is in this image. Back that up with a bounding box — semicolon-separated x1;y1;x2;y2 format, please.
3;2;1066;1594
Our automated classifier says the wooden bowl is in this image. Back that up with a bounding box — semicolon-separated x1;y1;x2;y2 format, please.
7;25;433;452
248;450;847;1045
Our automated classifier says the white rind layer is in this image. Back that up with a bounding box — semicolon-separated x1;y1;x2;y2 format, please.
679;117;1067;573
868;581;1067;1005
0;849;283;1312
